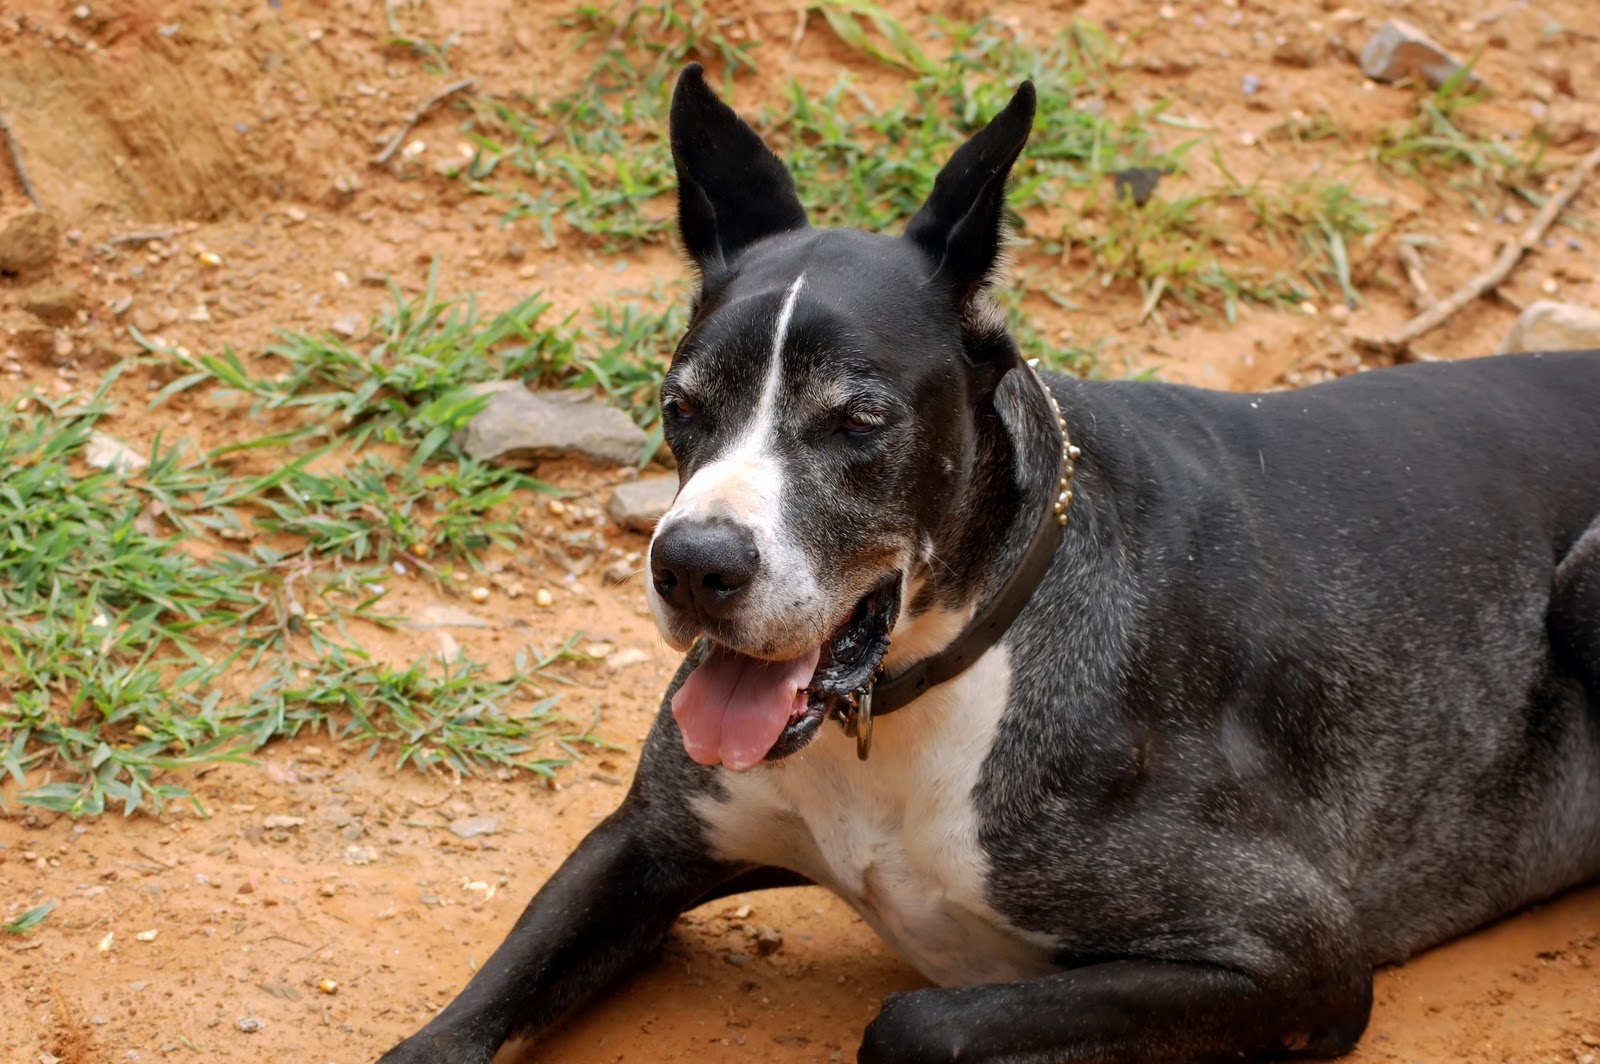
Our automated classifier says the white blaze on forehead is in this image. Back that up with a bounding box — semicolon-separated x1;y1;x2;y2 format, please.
667;271;808;510
648;272;826;655
738;271;806;461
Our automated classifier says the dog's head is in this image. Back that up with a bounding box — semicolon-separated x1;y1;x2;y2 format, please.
650;65;1037;770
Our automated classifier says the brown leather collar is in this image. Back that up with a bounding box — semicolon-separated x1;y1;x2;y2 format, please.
835;365;1079;759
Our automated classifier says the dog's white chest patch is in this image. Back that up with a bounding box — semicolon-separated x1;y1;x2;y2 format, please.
693;645;1059;987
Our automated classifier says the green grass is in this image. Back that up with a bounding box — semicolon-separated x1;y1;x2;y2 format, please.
1373;64;1546;209
2;901;55;934
0;281;661;818
444;1;1393;324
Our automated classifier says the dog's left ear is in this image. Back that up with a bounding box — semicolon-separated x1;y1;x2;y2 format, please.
670;64;809;281
904;82;1036;311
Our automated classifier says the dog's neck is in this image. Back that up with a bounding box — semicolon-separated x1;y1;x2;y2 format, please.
861;363;1076;730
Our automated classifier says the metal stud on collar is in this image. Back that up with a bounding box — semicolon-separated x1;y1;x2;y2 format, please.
841;685;874;761
1036;362;1079;528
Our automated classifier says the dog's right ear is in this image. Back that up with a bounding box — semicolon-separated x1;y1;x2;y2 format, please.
670;64;808;281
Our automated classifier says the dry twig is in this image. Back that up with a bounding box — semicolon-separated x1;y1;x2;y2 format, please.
1396;243;1436;309
1356;145;1600;358
0;111;40;207
109;229;177;246
373;77;479;166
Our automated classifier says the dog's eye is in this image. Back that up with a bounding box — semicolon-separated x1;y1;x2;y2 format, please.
666;398;694;422
840;412;881;436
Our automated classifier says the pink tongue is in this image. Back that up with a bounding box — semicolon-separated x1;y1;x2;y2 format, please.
672;644;822;771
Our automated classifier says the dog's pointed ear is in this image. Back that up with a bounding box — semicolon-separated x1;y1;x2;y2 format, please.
904;82;1035;308
670;64;808;280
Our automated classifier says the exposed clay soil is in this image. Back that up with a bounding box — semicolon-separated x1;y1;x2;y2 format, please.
3;0;1599;1061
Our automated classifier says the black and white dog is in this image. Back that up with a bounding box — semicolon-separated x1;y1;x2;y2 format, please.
380;67;1600;1063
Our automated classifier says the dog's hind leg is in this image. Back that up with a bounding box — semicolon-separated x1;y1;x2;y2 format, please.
857;956;1372;1064
857;856;1371;1064
1551;512;1600;697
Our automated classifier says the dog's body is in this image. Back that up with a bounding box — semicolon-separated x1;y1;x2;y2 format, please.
380;70;1600;1064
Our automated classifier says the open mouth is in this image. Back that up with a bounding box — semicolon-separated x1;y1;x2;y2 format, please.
670;574;901;770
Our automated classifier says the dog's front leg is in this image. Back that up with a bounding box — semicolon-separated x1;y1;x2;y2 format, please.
374;795;734;1064
859;957;1372;1064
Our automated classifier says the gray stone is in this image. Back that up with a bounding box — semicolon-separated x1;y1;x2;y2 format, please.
84;432;148;473
1497;301;1600;354
23;284;84;326
0;211;60;274
607;475;678;533
1359;20;1471;89
456;383;648;467
448;815;500;839
404;602;491;630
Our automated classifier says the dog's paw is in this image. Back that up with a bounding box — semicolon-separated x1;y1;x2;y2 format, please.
859;989;965;1064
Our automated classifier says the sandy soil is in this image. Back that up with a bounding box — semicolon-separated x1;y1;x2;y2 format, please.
2;0;1598;1061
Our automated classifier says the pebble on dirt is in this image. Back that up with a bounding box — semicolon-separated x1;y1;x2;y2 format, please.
0;210;61;274
456;383;649;467
607;475;679;533
448;815;501;839
1359;19;1472;89
1497;301;1600;355
404;602;491;630
22;284;85;326
84;432;148;473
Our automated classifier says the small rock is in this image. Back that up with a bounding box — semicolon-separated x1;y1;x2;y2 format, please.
468;586;490;603
0;211;61;274
1241;73;1261;95
404;602;491;630
22;285;84;326
1272;36;1321;68
326;173;361;208
84;432;148;473
723;952;752;968
1497;301;1600;354
534;588;554;608
448;815;500;839
456;384;649;467
602;557;637;585
606;476;679;533
234;1017;262;1034
606;647;651;670
753;926;783;955
1110;167;1168;207
262;814;306;830
330;314;363;339
1359;19;1472;89
1537;100;1598;149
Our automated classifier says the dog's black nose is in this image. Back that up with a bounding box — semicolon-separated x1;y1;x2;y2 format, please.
651;519;760;617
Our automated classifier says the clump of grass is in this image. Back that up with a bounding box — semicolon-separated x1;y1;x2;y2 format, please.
455;0;1402;325
1374;65;1545;202
0;279;669;818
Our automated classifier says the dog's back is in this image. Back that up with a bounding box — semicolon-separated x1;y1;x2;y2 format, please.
989;351;1600;966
